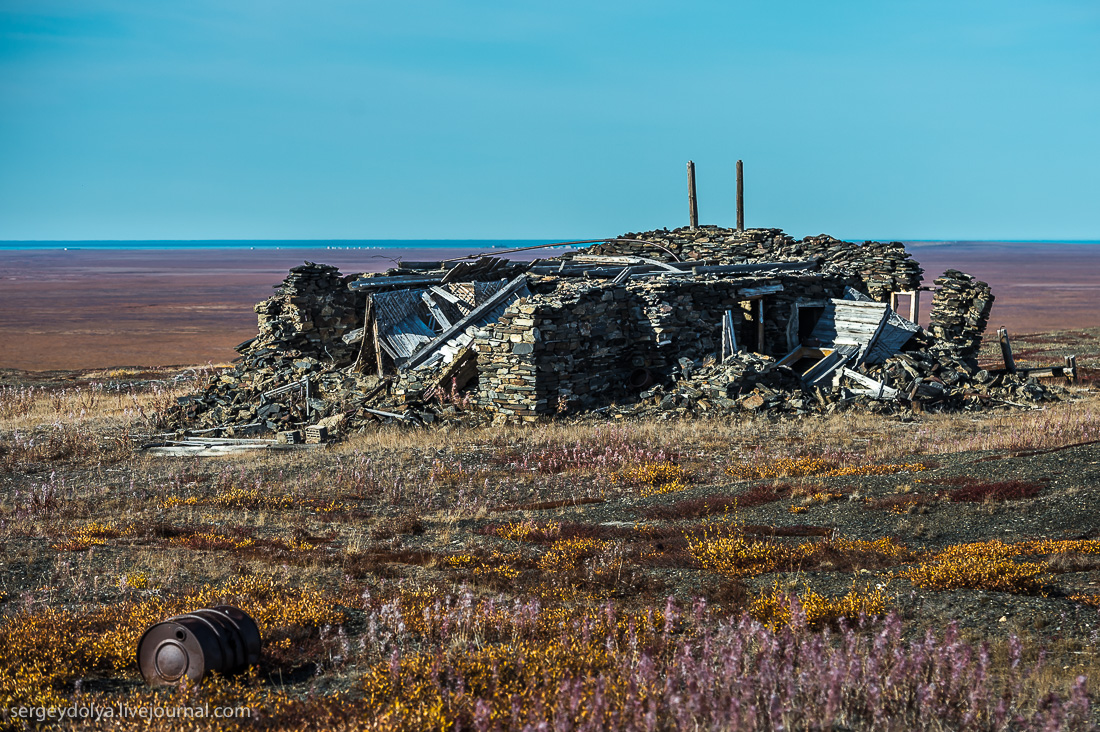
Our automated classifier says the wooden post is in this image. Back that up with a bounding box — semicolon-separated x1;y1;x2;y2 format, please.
998;327;1016;373
1066;355;1077;381
889;292;899;313
721;310;738;361
687;161;699;229
736;159;744;231
756;299;765;354
908;290;920;324
728;311;738;354
373;315;385;378
354;296;373;373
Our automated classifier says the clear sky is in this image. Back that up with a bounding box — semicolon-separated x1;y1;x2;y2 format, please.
1;1;1097;241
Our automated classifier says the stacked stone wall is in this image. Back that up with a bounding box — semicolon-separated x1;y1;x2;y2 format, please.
476;282;637;420
626;271;859;369
929;269;995;369
173;263;366;430
474;269;860;421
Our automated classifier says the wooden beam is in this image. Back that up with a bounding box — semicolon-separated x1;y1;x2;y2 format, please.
721;310;738;361
841;367;900;400
908;289;920;324
736;159;744;231
421;292;452;330
687;160;699;229
353;296;373;372
349;275;445;290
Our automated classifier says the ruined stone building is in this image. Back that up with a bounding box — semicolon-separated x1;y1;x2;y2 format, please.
172;225;1066;435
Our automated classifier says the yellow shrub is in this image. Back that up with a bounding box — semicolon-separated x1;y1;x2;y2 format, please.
901;541;1046;594
688;528;817;577
538;538;607;573
612;461;691;497
751;582;888;630
726;456;926;481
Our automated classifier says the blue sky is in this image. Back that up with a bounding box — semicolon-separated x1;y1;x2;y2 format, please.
1;1;1097;240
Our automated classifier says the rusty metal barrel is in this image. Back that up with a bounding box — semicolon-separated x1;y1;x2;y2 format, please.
628;368;654;390
137;605;261;685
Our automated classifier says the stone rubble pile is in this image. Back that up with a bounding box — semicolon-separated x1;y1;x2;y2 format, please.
171;263;368;432
591;226;923;300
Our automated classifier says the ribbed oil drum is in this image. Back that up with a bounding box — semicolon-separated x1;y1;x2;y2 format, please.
136;605;261;685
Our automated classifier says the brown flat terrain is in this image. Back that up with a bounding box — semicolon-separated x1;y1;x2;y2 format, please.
0;247;551;371
910;242;1100;334
1;241;1097;371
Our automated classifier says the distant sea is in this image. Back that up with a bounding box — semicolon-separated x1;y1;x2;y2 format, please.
0;239;566;251
1;239;1096;252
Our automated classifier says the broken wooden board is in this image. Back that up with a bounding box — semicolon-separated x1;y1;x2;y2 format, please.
864;309;920;365
142;437;321;457
349;275;446;290
801;344;860;387
405;275;531;371
840;367;900;400
693;260;820;276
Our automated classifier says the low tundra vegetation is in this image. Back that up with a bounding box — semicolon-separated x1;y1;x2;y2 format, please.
2;365;1100;729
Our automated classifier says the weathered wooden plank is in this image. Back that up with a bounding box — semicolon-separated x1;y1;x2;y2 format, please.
737;284;784;298
350;275;445;290
687;160;699;228
422;292;452;330
361;406;413;421
693;261;818;276
736;159;745;231
841;368;900;400
429;286;462;305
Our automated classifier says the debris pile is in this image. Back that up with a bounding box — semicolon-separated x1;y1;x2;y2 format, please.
173;263;367;432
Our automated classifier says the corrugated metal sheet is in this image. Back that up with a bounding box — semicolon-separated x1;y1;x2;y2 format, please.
407;276;531;371
372;289;436;362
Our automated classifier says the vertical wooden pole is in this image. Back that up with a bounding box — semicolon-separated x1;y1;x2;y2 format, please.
756;299;765;354
721;316;728;363
736;159;744;231
889;292;899;313
720;310;738;361
998;327;1016;373
909;290;920;324
354;296;374;373
687;161;699;229
373;315;385;378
